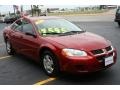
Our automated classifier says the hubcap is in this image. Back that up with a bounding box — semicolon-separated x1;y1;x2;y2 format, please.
43;55;54;74
6;41;11;53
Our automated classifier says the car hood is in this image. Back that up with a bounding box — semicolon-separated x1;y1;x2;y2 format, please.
45;32;110;51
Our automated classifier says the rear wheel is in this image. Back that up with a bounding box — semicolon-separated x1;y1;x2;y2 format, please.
41;50;60;76
6;40;15;55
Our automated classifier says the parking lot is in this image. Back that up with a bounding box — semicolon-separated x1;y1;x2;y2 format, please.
0;12;120;84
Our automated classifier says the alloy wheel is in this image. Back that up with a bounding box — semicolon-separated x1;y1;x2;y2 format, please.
43;55;54;74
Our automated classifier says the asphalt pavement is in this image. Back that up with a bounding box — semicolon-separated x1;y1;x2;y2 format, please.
0;11;120;84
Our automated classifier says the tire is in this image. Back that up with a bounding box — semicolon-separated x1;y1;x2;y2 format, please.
118;22;120;27
6;40;15;55
41;50;60;76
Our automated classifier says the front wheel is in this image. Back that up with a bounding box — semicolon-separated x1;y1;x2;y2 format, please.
41;50;60;76
6;40;15;55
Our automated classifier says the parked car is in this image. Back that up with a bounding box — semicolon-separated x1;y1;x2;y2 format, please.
0;16;5;23
4;14;20;24
3;16;117;76
115;8;120;26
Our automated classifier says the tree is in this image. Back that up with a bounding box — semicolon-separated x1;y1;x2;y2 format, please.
31;5;33;16
31;5;40;16
47;8;50;13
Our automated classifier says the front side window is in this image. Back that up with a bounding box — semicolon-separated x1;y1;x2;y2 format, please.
11;19;34;35
22;23;34;34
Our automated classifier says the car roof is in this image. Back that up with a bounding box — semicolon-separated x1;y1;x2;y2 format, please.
24;16;62;22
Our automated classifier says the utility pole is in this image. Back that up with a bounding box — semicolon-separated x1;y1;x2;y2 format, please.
13;5;15;15
31;5;33;16
37;5;39;16
21;5;23;12
9;11;10;15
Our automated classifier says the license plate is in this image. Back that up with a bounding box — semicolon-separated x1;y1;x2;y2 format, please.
105;56;114;66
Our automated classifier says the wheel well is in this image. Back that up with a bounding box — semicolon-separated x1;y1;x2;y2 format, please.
39;47;56;66
39;47;54;58
39;47;61;73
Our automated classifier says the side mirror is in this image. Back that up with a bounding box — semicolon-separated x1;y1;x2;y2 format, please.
78;26;86;32
25;32;37;38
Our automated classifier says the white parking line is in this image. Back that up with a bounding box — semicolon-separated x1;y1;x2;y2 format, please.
0;56;11;60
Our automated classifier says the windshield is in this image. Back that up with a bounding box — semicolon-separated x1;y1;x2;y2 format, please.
35;19;83;36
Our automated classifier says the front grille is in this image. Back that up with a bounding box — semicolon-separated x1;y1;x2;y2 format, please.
96;55;105;61
91;46;113;55
91;49;104;55
105;46;112;52
96;55;105;65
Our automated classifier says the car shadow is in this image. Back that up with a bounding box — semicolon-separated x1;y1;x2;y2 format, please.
56;69;116;85
12;53;41;69
11;54;117;85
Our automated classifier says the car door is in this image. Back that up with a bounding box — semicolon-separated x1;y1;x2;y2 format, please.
10;19;24;52
19;19;40;60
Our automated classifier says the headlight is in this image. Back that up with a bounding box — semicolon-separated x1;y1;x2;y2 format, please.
62;49;87;56
111;45;114;50
107;40;114;50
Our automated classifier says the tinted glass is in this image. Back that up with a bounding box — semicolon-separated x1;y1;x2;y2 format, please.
11;20;23;32
22;23;34;34
15;25;23;32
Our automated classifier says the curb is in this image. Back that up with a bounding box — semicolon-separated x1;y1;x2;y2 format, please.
50;13;115;17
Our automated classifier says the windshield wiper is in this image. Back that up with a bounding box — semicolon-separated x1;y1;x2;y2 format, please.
59;31;85;36
41;32;61;35
41;31;85;36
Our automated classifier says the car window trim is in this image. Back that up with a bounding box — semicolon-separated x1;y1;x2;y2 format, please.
11;18;22;30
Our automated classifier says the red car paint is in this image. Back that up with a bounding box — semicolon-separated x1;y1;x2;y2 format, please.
3;16;117;73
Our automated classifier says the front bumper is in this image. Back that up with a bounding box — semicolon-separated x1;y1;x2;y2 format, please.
59;50;117;73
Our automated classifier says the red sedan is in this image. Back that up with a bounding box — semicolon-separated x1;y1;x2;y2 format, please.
3;16;117;76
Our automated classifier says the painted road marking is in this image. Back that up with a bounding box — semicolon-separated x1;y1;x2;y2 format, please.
0;55;55;85
34;78;56;85
0;56;11;60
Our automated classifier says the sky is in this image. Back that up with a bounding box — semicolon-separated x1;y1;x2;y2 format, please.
0;0;118;5
0;5;31;14
0;5;94;14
